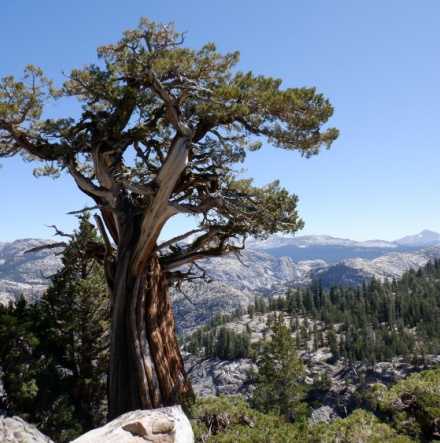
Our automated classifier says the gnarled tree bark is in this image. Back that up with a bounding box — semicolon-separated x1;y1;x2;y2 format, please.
108;252;191;420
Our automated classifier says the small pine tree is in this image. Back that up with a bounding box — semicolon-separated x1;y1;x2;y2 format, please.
252;314;306;422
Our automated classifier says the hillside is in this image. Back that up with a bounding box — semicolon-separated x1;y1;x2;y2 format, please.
309;246;440;288
183;258;440;421
0;239;61;304
2;236;440;442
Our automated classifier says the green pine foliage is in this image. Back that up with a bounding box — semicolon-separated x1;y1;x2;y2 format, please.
189;395;415;443
183;296;282;360
189;395;305;443
374;369;440;441
286;260;440;364
185;325;251;360
307;409;414;443
251;314;307;423
214;326;251;360
184;307;253;360
0;215;110;442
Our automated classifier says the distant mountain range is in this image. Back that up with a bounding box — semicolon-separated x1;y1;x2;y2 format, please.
2;231;440;334
247;229;440;263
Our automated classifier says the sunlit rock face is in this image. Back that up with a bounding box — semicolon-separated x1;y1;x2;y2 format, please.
0;414;55;443
70;406;194;443
0;239;61;305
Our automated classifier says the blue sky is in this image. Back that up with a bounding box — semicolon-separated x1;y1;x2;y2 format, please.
1;0;439;243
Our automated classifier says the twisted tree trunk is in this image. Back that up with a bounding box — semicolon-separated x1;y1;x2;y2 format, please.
107;253;191;420
104;134;193;420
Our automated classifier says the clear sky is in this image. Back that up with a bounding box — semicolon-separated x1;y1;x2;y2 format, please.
1;0;439;243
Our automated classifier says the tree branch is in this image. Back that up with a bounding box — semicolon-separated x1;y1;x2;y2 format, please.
67;158;112;201
156;228;207;252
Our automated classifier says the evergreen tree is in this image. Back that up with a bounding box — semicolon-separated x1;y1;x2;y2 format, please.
40;214;110;432
0;215;110;442
373;369;440;441
252;314;306;422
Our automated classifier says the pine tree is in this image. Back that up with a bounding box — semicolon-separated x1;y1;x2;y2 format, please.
40;214;110;431
0;215;110;442
0;19;338;417
252;314;306;422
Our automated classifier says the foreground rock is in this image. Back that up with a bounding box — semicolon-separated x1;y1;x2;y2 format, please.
70;406;194;443
0;414;54;443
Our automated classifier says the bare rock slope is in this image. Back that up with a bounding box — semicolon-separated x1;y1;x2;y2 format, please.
0;414;54;443
0;239;61;305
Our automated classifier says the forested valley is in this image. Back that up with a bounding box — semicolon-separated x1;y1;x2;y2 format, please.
1;233;440;441
184;259;440;365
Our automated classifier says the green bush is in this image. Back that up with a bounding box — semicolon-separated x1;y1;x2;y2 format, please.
189;395;418;443
189;395;305;443
377;369;440;441
308;409;414;443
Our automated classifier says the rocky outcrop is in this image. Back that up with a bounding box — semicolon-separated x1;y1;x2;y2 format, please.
170;250;301;335
308;406;338;425
70;406;194;443
185;356;255;399
0;239;61;305
0;414;54;443
0;280;47;305
171;281;255;335
199;250;299;291
310;246;440;288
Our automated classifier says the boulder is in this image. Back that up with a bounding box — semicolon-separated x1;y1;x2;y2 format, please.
0;414;54;443
70;406;194;443
186;357;255;399
308;405;338;426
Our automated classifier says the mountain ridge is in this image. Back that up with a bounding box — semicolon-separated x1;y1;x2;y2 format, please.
247;230;440;263
2;231;440;335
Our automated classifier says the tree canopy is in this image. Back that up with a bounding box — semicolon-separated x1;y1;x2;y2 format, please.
0;18;338;278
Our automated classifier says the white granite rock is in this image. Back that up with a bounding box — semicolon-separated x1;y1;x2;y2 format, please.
70;406;194;443
0;415;54;443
